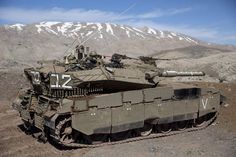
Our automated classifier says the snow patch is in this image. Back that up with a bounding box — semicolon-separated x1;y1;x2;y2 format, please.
105;23;114;35
183;37;198;44
45;28;58;35
126;27;146;38
35;25;42;33
178;37;183;40
136;33;145;38
132;27;143;33
57;22;73;35
147;28;157;35
71;23;82;32
120;26;125;30
185;37;198;44
120;26;130;37
170;32;177;37
125;27;135;32
35;22;59;34
9;24;25;31
167;34;173;39
80;33;84;37
43;21;61;27
86;22;94;26
125;27;145;38
184;37;192;43
72;32;78;37
126;31;130;37
159;31;164;38
96;23;103;31
86;31;93;36
95;23;104;39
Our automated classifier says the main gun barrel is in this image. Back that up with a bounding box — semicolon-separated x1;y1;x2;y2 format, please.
145;70;205;80
160;71;205;77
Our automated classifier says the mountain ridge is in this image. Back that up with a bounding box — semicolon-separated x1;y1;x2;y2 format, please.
3;22;200;43
0;22;235;62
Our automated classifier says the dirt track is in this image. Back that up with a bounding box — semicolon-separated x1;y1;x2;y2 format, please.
0;76;236;156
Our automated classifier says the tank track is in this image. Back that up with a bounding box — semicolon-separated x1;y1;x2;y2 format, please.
56;113;217;148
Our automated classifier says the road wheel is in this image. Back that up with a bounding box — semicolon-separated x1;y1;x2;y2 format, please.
136;123;153;136
195;116;206;127
157;123;172;134
176;120;189;131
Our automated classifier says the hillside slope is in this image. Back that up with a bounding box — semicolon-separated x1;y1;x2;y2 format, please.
1;22;234;61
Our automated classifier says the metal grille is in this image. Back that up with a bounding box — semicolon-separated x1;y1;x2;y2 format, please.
50;87;103;98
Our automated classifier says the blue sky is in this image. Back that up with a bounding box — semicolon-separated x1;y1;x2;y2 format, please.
0;0;236;45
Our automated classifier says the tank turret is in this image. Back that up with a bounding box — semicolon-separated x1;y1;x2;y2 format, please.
22;46;207;98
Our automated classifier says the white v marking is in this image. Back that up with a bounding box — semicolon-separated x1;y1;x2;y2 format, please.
201;98;208;109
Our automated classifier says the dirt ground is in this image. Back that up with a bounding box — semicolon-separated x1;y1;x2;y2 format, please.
0;72;236;157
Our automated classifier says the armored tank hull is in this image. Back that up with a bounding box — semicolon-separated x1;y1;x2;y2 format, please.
13;82;220;147
12;46;221;147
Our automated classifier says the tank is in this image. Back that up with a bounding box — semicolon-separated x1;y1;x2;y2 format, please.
12;45;221;147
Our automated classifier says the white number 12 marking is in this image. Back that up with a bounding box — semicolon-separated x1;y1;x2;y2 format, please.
51;74;72;89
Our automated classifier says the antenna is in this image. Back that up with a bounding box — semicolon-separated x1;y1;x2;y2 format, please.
79;3;137;46
69;36;82;56
62;2;137;58
59;36;82;61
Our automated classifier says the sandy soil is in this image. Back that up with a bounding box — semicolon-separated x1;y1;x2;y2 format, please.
0;74;236;157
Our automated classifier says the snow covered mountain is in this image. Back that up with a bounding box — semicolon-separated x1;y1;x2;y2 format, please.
0;22;234;62
5;22;198;43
